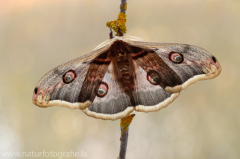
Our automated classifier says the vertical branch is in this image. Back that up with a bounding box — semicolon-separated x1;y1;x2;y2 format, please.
106;1;132;157
120;0;127;14
118;114;135;159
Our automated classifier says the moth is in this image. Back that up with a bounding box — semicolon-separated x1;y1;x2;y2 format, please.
32;35;221;120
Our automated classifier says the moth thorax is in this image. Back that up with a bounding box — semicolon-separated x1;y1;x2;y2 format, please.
111;40;133;85
116;53;130;79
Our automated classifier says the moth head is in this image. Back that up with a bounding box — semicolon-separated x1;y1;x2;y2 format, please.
93;36;144;51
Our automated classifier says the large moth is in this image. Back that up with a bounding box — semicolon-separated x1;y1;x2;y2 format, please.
32;35;221;120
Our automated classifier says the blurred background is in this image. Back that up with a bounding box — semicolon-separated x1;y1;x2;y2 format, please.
0;0;239;158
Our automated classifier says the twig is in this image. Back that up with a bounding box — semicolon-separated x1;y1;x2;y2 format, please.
118;114;135;159
117;1;131;158
105;1;133;158
120;0;127;14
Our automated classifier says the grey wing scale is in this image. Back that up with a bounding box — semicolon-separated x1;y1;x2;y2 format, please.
133;61;179;112
50;64;89;103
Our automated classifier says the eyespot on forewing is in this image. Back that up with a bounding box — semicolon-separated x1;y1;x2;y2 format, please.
63;70;76;84
169;52;183;64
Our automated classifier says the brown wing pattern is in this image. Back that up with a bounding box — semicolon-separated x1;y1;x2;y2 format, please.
83;62;134;120
132;61;173;106
132;49;183;89
78;51;111;103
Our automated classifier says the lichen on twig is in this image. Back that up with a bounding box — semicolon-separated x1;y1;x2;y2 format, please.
120;114;135;139
106;0;127;36
118;114;135;159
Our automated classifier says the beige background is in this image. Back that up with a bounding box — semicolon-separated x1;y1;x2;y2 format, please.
0;0;239;158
